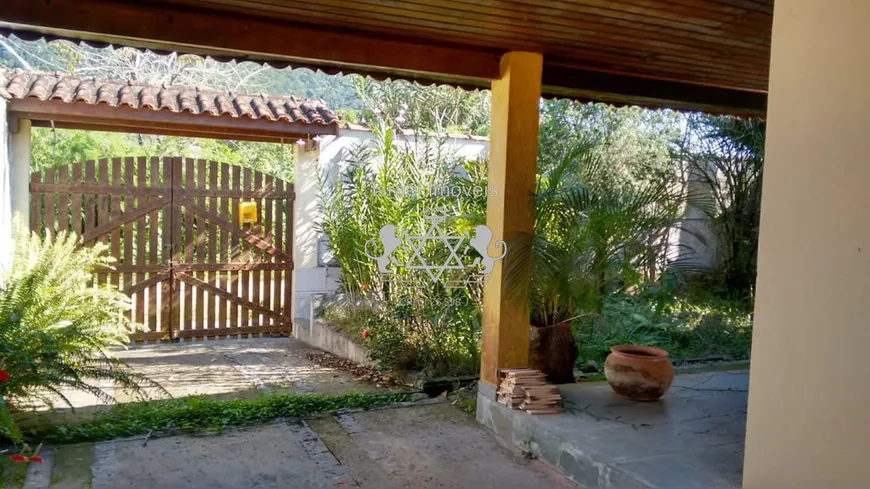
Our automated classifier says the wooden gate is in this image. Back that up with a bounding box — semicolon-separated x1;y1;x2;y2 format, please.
30;157;295;341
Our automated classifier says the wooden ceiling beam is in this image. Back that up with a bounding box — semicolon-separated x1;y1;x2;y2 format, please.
0;0;767;115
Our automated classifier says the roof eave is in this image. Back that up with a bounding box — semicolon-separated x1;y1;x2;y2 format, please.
10;98;338;143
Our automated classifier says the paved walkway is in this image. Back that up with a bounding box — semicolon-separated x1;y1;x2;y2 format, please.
6;338;579;488
28;337;385;411
12;403;578;489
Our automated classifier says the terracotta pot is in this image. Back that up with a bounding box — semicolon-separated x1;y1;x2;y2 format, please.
529;322;578;384
604;345;674;401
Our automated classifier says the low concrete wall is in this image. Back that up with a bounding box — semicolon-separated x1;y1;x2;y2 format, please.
476;383;649;489
294;317;375;368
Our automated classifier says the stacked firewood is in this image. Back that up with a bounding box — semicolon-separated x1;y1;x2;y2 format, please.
497;368;562;414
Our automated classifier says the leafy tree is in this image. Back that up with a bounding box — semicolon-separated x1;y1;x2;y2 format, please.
354;77;490;136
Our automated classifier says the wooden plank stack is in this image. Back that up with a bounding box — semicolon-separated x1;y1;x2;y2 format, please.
497;369;562;414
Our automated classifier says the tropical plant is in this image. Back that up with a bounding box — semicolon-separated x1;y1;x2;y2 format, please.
0;226;165;444
317;115;489;377
506;140;685;327
317;118;489;299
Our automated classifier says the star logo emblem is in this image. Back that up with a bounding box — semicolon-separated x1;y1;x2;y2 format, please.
403;216;466;283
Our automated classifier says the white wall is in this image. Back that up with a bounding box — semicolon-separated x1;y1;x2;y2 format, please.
743;1;870;487
318;128;489;185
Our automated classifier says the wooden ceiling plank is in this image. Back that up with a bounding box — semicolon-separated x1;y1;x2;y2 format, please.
205;0;770;43
0;0;768;112
152;1;770;89
317;0;772;50
199;0;772;64
0;0;503;81
437;0;772;44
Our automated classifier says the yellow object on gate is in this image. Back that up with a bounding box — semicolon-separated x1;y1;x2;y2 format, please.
239;201;258;225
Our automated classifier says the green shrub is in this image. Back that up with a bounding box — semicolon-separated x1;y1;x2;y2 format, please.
576;289;753;364
0;228;165;444
326;292;482;378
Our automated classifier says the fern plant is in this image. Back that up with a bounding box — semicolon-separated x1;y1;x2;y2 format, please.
0;227;165;444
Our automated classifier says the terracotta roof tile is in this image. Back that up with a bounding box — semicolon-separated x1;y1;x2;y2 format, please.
0;69;339;127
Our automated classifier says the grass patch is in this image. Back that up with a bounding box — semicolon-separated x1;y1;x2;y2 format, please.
15;392;411;445
0;456;29;488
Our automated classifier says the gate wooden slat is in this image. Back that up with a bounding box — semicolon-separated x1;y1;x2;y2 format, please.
230;165;241;332
71;163;82;237
182;158;195;340
263;174;273;327
123;158;135;324
252;170;262;328
84;161;96;286
57;166;69;235
170;157;183;339
196;159;207;338
164;157;178;339
30;171;41;234
208;160;218;337
241;168;252;336
44;168;55;240
136;157;147;329
96;159;108;287
149;157;160;335
111;158;122;293
273;179;283;322
219;162;230;336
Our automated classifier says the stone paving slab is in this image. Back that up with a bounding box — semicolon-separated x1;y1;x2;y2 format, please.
477;370;749;489
339;403;579;488
90;423;332;489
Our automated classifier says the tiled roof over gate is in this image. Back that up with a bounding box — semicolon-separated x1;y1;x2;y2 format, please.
0;69;339;127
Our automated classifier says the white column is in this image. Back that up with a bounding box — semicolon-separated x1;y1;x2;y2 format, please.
10;118;30;226
743;1;870;487
291;143;326;329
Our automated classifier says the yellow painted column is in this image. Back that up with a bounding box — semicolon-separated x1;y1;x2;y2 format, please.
744;1;870;487
480;52;542;387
